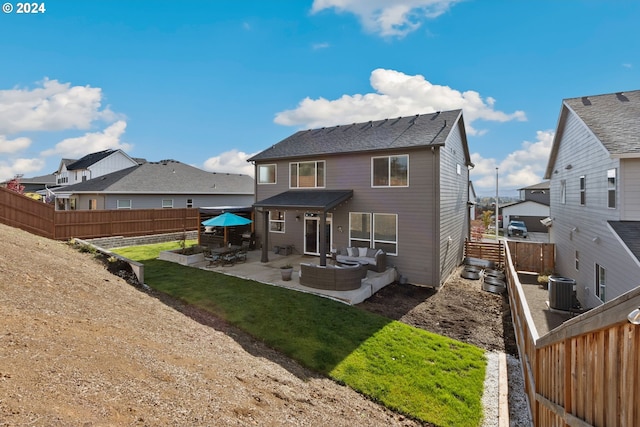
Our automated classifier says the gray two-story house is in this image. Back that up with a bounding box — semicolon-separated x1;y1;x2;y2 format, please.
544;90;640;308
248;110;473;288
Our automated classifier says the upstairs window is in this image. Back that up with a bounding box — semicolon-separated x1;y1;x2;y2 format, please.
579;176;586;206
258;164;276;184
290;161;325;188
607;168;616;208
372;155;408;187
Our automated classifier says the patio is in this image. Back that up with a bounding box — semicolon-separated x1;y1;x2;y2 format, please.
191;248;396;305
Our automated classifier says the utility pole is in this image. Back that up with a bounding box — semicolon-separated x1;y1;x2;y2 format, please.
495;167;499;241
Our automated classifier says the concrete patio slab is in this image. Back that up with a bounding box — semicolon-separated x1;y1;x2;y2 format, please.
192;249;396;305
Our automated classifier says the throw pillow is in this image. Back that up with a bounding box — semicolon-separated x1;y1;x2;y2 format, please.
366;248;377;258
348;247;359;257
376;249;384;256
358;247;368;257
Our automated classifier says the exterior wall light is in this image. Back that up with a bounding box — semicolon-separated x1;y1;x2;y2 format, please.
628;307;640;325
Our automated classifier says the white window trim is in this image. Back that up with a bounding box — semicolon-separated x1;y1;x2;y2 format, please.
117;199;132;209
373;213;398;256
595;264;606;302
258;164;277;185
349;212;371;245
607;168;616;209
371;154;409;188
289;160;326;189
579;175;586;206
162;199;174;208
269;211;286;233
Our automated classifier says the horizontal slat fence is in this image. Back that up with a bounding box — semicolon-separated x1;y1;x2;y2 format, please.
1;187;199;240
503;241;640;427
464;239;504;266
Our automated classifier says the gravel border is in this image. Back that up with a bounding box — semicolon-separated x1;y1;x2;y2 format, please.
482;352;532;427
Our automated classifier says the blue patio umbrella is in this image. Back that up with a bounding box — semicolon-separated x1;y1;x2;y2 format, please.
201;212;252;227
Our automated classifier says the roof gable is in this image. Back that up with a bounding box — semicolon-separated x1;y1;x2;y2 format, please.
248;110;465;162
56;160;254;194
545;90;640;178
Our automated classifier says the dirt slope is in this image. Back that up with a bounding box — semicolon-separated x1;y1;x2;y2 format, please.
0;223;420;426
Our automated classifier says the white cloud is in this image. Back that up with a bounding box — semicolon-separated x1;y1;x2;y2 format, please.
0;78;116;134
202;149;256;177
275;68;526;135
0;157;46;181
40;120;131;158
470;130;554;195
0;135;31;153
312;42;330;50
311;0;462;37
622;63;633;69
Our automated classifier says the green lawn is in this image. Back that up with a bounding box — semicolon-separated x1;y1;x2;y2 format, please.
114;242;487;426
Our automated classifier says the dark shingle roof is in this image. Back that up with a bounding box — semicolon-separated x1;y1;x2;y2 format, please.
609;221;640;262
248;110;463;162
66;149;118;170
564;90;640;156
254;190;353;212
55;160;253;194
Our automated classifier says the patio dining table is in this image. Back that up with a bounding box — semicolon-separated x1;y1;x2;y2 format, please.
211;245;241;255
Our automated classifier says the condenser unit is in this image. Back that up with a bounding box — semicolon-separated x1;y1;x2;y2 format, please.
548;276;576;311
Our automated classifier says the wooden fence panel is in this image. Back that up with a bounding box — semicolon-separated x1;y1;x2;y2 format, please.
0;187;54;238
507;241;555;274
1;187;200;240
464;240;504;266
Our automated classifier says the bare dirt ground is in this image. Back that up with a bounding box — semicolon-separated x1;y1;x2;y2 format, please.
0;223;515;426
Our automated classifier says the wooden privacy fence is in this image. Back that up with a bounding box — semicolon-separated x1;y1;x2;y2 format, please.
507;240;555;274
464;239;504;266
505;242;640;427
0;187;199;240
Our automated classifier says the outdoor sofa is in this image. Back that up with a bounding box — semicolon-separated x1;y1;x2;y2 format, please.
299;263;365;291
335;247;386;272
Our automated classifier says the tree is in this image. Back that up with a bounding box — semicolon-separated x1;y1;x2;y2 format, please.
6;178;25;195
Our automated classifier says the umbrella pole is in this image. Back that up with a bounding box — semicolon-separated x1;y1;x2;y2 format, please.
224;227;228;246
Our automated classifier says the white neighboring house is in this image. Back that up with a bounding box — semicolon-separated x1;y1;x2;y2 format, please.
501;181;550;234
544;90;640;309
55;149;141;186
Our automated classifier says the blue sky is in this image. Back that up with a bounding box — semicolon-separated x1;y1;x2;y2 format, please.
1;0;639;196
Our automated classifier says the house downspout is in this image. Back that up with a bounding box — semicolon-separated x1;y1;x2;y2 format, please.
433;146;441;286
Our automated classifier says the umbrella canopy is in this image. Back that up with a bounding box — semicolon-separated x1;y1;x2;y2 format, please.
201;212;252;227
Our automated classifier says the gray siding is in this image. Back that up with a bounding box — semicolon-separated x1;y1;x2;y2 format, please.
101;194;253;210
621;158;640;219
549;110;640;307
254;149;441;286
439;123;469;285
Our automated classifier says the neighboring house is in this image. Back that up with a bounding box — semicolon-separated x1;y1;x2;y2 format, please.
501;181;550;233
52;159;254;211
248;111;473;288
544;89;640;308
55;149;143;186
469;181;477;220
0;173;57;193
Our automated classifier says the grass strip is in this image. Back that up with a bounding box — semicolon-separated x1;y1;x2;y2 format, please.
115;243;486;426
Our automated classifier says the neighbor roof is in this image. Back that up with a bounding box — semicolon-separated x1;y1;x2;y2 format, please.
609;221;640;263
248;110;467;162
518;181;550;191
545;90;640;178
53;160;253;194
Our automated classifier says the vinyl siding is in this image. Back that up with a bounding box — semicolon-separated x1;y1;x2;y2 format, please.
621;158;640;219
254;149;440;286
89;152;138;180
439;123;469;285
102;194;253;210
549;109;639;307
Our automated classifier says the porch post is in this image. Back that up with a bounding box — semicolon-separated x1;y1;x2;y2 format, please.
319;212;327;266
261;210;269;263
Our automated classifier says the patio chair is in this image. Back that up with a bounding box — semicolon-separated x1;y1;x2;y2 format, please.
204;249;221;267
235;241;250;263
221;252;236;266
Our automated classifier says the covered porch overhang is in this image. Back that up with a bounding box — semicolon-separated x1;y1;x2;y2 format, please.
253;190;353;265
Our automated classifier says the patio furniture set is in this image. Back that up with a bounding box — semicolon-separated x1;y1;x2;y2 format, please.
204;242;249;267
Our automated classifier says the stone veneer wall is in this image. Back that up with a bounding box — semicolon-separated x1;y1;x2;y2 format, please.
86;230;199;249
